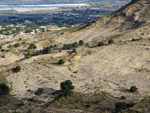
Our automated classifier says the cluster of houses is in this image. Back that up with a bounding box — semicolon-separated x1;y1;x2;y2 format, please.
0;23;67;40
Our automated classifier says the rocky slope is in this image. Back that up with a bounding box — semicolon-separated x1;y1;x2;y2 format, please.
65;0;150;44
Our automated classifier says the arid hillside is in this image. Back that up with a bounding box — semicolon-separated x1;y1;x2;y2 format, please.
1;0;150;112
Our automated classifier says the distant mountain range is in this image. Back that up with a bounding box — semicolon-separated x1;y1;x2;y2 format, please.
0;0;131;5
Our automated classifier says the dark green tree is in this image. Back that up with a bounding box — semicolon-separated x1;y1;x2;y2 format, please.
13;66;21;72
130;86;138;93
58;59;65;64
60;80;74;96
72;48;77;54
35;88;43;95
115;102;127;111
25;51;31;58
0;83;10;97
14;43;20;47
36;51;41;55
43;47;51;54
98;41;105;46
108;39;114;44
79;40;84;45
28;44;36;49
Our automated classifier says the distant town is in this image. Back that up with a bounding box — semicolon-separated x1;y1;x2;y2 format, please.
0;24;67;40
0;0;130;40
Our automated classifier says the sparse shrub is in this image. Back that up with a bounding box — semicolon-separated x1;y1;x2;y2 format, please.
115;102;135;112
73;70;78;74
108;39;114;44
25;51;31;58
43;47;51;54
36;51;41;55
98;41;105;46
60;80;74;96
115;102;127;111
14;43;20;47
19;38;22;41
28;43;36;49
131;38;142;42
0;83;10;97
127;102;135;107
79;40;84;45
1;55;5;58
63;43;77;50
22;42;26;44
0;45;2;49
130;86;138;93
120;96;126;100
58;59;65;64
8;45;12;48
72;48;77;54
35;88;43;95
59;50;62;52
1;49;5;52
54;44;57;47
13;66;21;72
85;43;89;47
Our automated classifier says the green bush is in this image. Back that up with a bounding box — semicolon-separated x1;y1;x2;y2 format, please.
127;102;135;107
115;102;135;112
43;47;51;54
98;41;105;46
19;38;22;41
14;43;20;47
60;80;74;96
131;38;142;42
13;66;21;72
1;49;5;52
0;83;10;97
72;48;77;53
8;45;12;48
130;86;138;93
35;88;44;95
36;51;41;55
25;51;31;58
85;43;89;47
79;40;84;45
63;43;77;50
1;55;5;58
58;59;65;64
28;43;36;49
108;39;114;44
115;102;127;111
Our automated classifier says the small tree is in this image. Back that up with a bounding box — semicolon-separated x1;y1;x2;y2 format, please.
36;51;41;55
130;86;138;93
13;66;21;72
14;43;20;47
98;41;105;46
0;83;10;97
108;39;114;44
72;48;77;54
58;59;65;64
25;51;31;58
85;43;89;47
60;80;74;96
43;47;51;54
28;43;36;49
79;40;84;45
35;88;43;95
115;102;127;111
